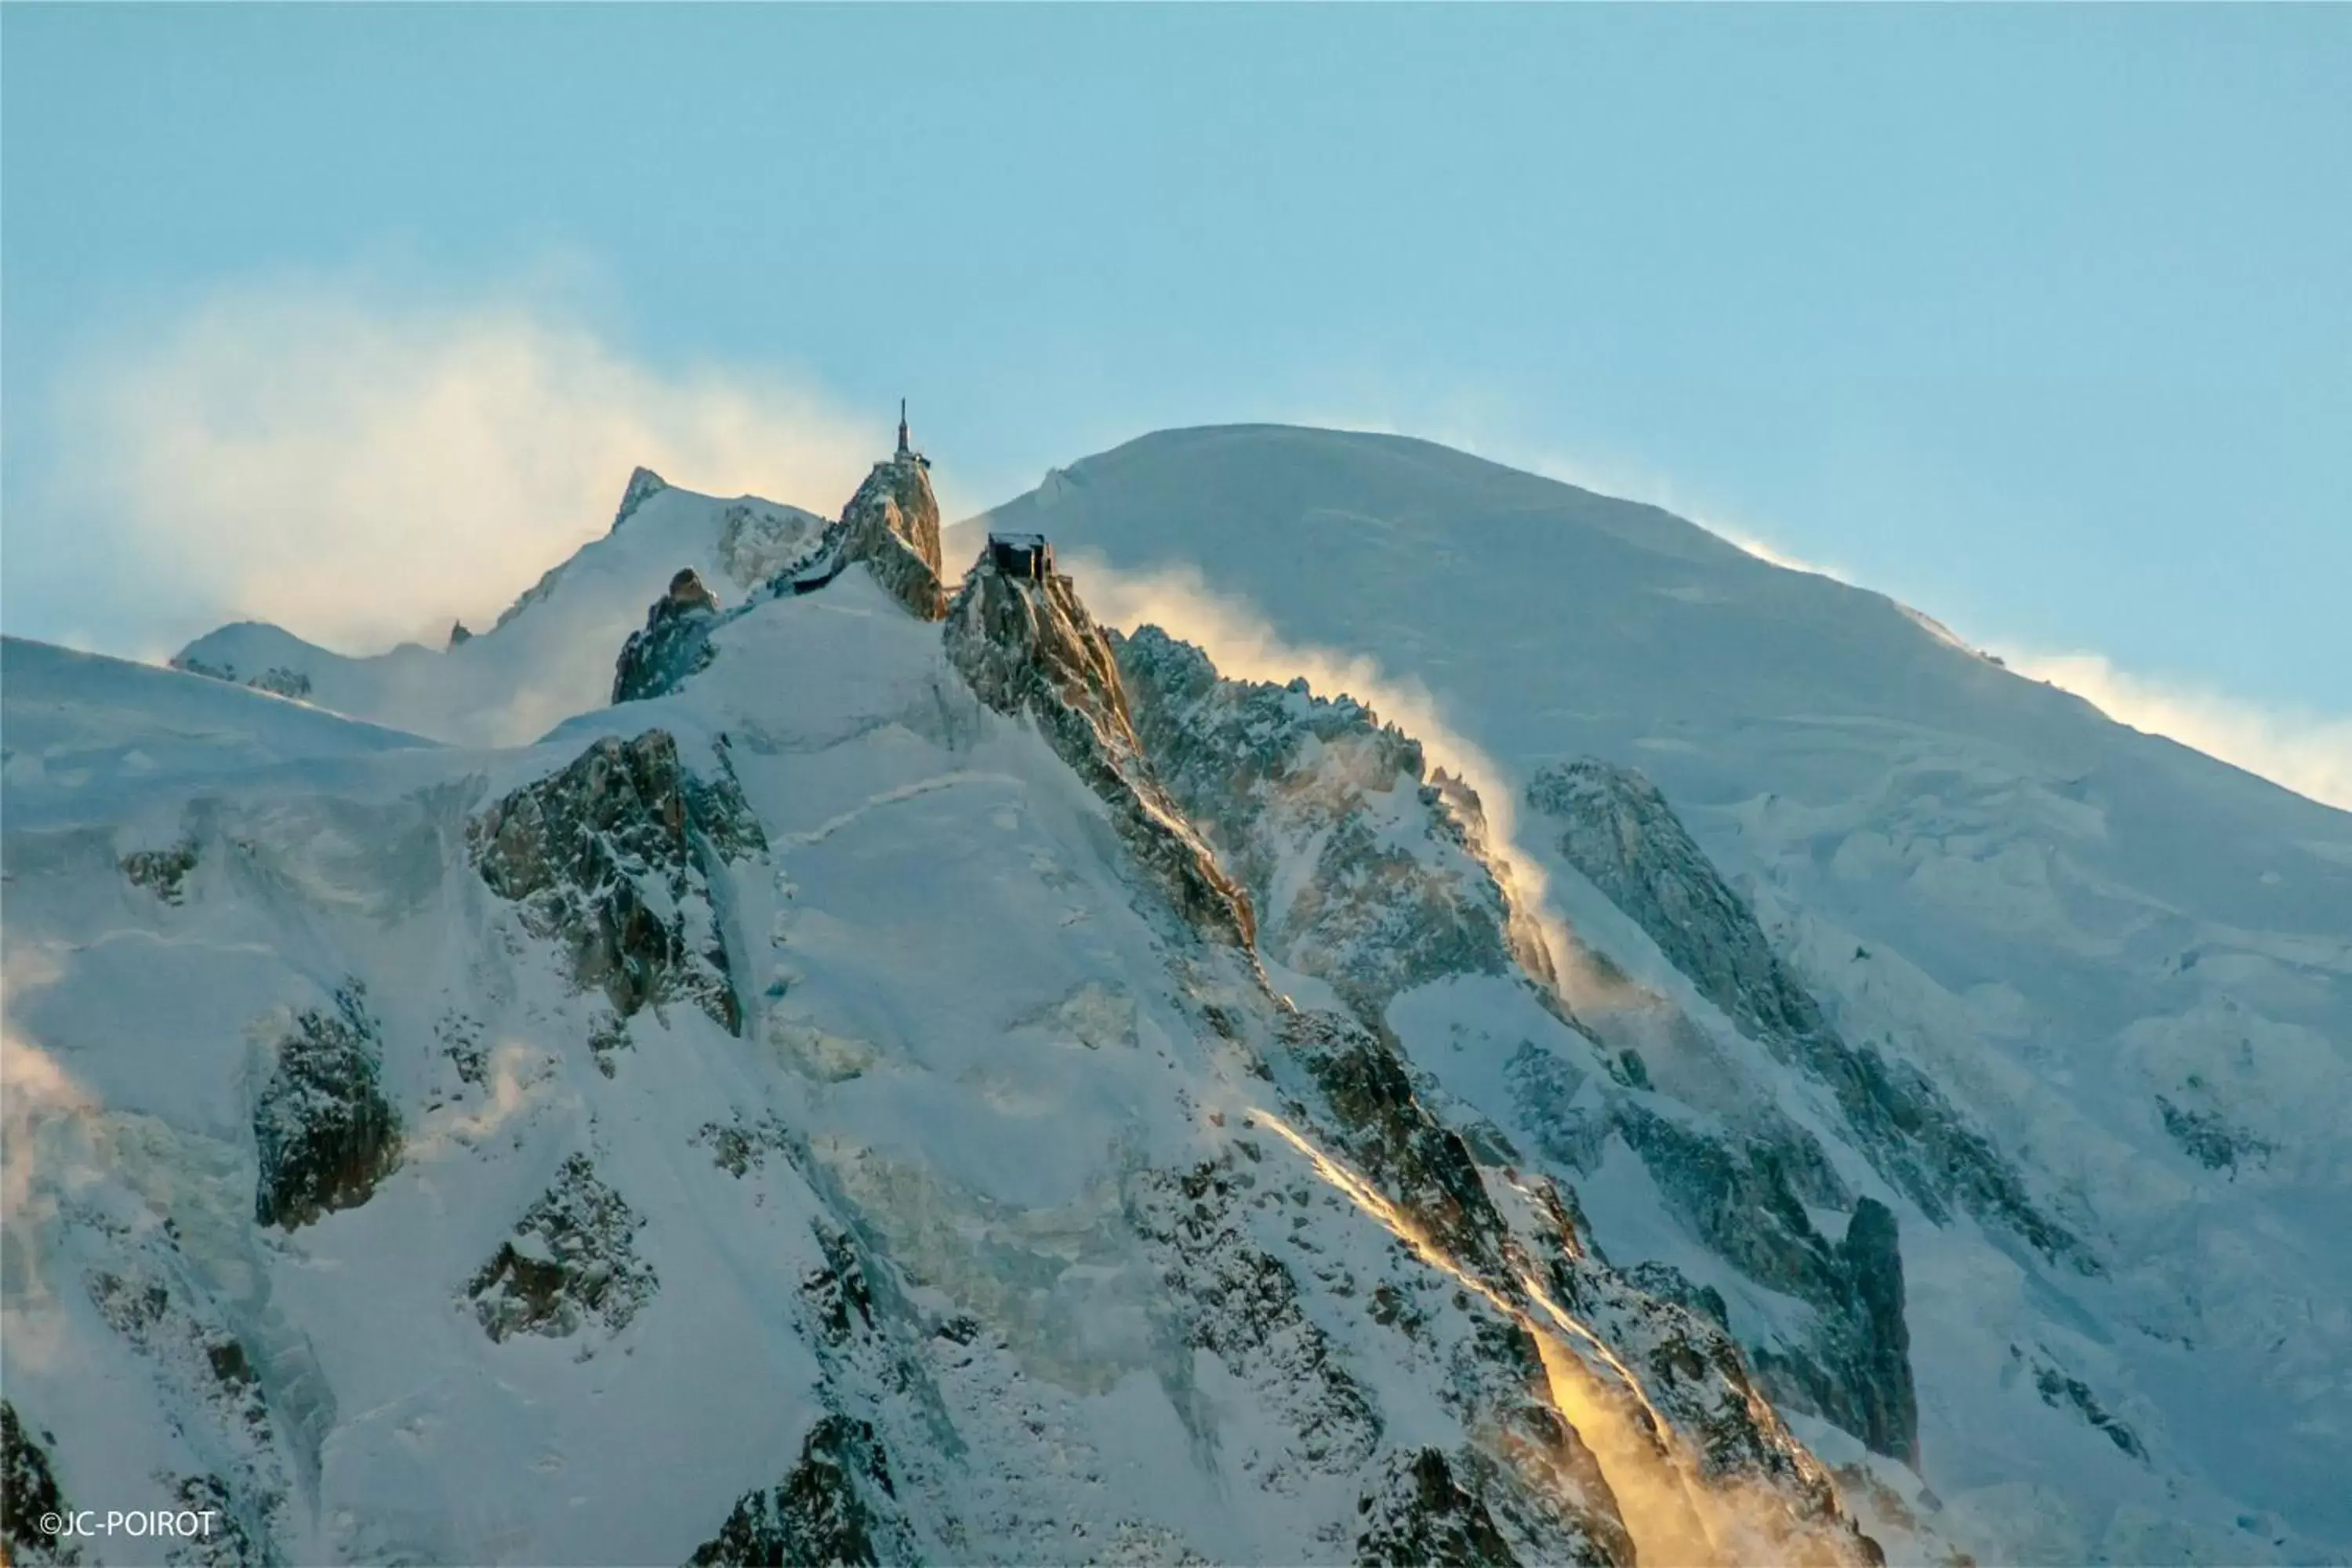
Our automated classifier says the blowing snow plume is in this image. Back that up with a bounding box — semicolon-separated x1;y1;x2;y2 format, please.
1067;554;1623;1007
1250;1107;1873;1568
19;274;877;659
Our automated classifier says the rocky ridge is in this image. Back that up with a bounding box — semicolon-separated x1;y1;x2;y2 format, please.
946;556;1255;950
1525;759;2081;1266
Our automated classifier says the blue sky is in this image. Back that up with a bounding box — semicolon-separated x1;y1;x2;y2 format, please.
4;5;2347;764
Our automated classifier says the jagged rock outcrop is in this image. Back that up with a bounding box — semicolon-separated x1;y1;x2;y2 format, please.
120;837;199;904
253;982;403;1229
613;568;724;703
946;557;1254;947
786;452;948;621
1127;1159;1384;1480
470;730;758;1033
1838;1200;1917;1466
467;1154;659;1343
1114;626;1539;1018
611;464;668;531
1352;1448;1519;1567
77;1254;295;1559
689;1415;915;1567
448;620;474;648
1525;759;2080;1266
1280;1009;1506;1271
2;1402;78;1566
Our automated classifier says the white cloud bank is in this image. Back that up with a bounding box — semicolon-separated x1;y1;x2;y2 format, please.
1997;650;2352;813
39;279;878;656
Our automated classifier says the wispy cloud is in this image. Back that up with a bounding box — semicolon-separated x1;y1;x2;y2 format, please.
28;274;876;657
1996;650;2352;812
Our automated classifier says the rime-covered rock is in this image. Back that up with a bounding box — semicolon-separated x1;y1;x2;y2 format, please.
468;730;756;1032
467;1154;658;1343
688;1415;913;1567
1352;1448;1519;1567
1114;625;1541;1018
2;1403;78;1566
120;837;198;904
946;556;1254;947
253;982;402;1229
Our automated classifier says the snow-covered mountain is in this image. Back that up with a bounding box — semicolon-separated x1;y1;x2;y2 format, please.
968;426;2352;1562
3;425;2344;1565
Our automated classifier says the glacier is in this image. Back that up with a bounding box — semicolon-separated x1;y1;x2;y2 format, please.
2;425;2345;1565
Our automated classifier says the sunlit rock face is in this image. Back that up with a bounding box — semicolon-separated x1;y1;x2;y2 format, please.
830;452;947;621
946;554;1255;949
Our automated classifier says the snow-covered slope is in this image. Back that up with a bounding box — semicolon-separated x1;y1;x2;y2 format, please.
7;448;1893;1566
964;425;2352;1562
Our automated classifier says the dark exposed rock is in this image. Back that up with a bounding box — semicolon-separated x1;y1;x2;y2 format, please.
2015;1346;2147;1462
1279;1010;1504;1274
1624;1260;1731;1334
798;1221;877;1351
249;667;311;701
74;1252;292;1560
469;730;753;1033
1352;1448;1519;1568
1838;1200;1918;1468
467;1154;658;1343
689;1415;912;1567
122;837;199;904
1741;1199;1918;1468
1525;760;2082;1267
695;1112;793;1181
2;1402;79;1566
946;558;1253;948
1612;1105;1847;1308
252;982;402;1229
612;568;723;703
447;620;474;648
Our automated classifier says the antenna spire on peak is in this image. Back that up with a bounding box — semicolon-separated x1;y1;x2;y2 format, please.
897;398;910;457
